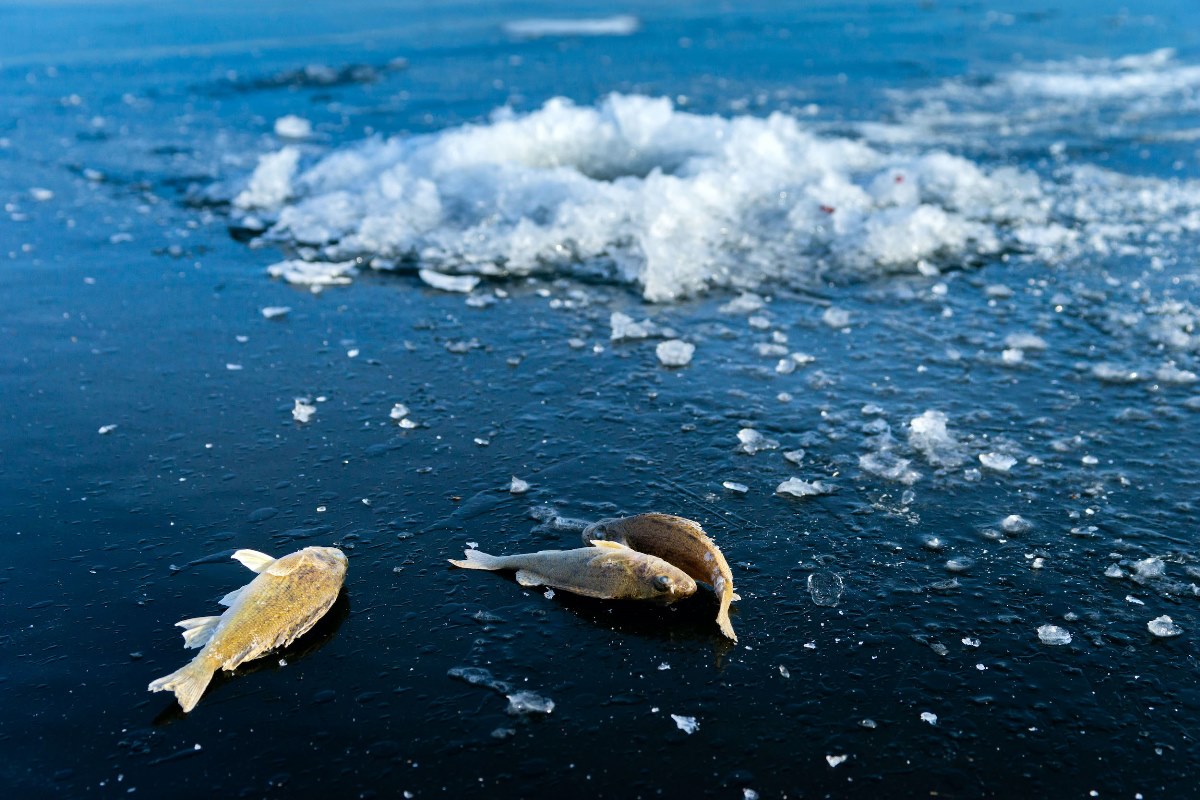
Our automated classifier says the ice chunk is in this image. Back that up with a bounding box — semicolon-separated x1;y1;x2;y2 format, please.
737;428;780;455
655;339;694;367
778;665;790;678
267;259;356;286
506;690;555;715
826;755;848;767
670;714;699;734
274;115;313;139
719;292;765;314
722;481;749;494
1000;514;1031;534
448;666;511;693
1092;363;1142;383
292;399;316;423
609;311;665;341
807;572;845;607
776;478;834;498
98;424;117;435
1147;615;1182;637
1037;624;1072;645
1104;564;1125;579
509;476;530;494
945;557;974;573
1004;333;1047;350
920;712;938;725
503;15;639;38
859;451;921;484
419;269;480;293
1131;557;1165;582
1001;348;1024;365
1156;364;1198;384
389;403;410;420
260;306;292;320
822;307;852;328
783;449;806;465
979;452;1017;472
234;146;299;209
30;187;54;201
908;410;965;467
962;637;981;647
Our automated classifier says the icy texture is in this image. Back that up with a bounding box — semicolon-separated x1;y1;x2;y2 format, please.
737;428;779;455
859;451;920;484
267;259;356;286
1147;615;1182;637
506;690;555;715
509;476;530;494
1131;558;1165;582
1001;514;1032;534
1037;624;1072;645
979;452;1017;472
655;339;694;367
776;478;834;498
807;572;845;607
610;311;668;341
419;269;480;293
670;714;699;734
292;398;316;423
908;410;965;467
503;15;639;38
237;94;1060;301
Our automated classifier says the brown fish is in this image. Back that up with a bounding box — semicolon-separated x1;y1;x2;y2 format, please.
449;540;696;603
583;513;738;641
148;546;347;713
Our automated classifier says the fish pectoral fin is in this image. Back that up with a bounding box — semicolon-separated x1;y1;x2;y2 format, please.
515;570;546;587
176;615;222;649
218;586;246;607
731;592;742;602
231;549;276;573
588;539;628;550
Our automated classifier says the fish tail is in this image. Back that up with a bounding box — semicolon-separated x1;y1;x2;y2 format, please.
717;589;738;643
148;659;215;713
448;549;507;571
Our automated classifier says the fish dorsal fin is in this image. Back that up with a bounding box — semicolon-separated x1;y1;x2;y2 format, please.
218;586;246;607
176;615;221;649
231;549;276;573
589;539;628;550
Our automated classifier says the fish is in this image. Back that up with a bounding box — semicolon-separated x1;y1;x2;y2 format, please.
448;540;696;603
148;546;347;713
582;513;738;642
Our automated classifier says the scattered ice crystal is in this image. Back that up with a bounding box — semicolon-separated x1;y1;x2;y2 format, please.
260;306;292;320
920;712;938;725
776;478;834;498
826;755;848;767
670;714;699;734
1001;514;1031;533
274;115;313;139
509;476;531;494
1132;558;1165;582
98;424;117;435
419;269;480;293
609;311;663;341
1004;333;1047;350
267;259;357;286
1037;624;1072;645
655;339;695;367
1147;615;1182;638
292;399;316;423
1104;564;1125;579
860;718;878;729
979;452;1017;472
962;637;981;647
778;665;790;678
1126;595;1145;605
945;558;974;573
390;403;410;420
737;428;780;454
1001;348;1025;365
722;481;749;494
719;293;765;314
822;307;852;328
1081;454;1099;466
807;572;845;607
908;410;965;467
859;451;921;484
506;691;555;715
503;15;639;38
743;790;759;800
783;449;806;465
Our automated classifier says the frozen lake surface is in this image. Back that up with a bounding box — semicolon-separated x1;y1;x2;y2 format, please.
2;1;1198;797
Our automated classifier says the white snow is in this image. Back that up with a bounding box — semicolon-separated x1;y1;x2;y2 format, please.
655;339;694;367
419;269;480;293
1147;615;1182;637
670;714;699;734
235;146;299;209
1037;624;1072;645
274;115;313;139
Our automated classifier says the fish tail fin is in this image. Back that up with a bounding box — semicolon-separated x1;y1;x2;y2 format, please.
148;659;215;713
448;549;506;571
717;591;738;643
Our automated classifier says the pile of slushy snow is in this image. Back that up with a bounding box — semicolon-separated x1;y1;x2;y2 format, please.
234;94;1053;301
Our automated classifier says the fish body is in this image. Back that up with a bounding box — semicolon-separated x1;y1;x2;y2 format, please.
449;541;696;603
149;546;347;713
583;513;738;641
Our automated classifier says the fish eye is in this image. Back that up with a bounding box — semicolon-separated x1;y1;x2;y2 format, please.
652;574;672;592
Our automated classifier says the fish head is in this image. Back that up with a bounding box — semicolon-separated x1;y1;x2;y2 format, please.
581;517;629;547
304;546;349;575
639;558;697;604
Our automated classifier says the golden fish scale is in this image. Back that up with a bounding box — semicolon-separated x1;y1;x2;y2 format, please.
205;555;343;671
499;547;691;600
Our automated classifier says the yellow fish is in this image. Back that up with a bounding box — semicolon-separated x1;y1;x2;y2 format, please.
583;513;739;642
449;540;696;602
148;546;347;713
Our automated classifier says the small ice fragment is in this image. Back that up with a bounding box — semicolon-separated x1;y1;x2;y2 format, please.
98;424;117;435
1132;558;1165;582
1156;364;1198;384
1148;615;1182;638
807;572;844;607
657;662;670;671
267;259;356;286
1001;349;1024;365
1001;515;1031;534
822;307;851;328
962;637;981;647
292;399;316;423
920;712;938;725
778;665;790;678
1104;564;1124;578
1126;595;1145;605
859;451;921;484
1037;624;1072;645
743;790;759;800
274;115;312;138
543;588;554;599
719;292;764;314
1004;333;1047;351
722;481;749;494
474;437;490;446
783;449;805;465
346;349;359;359
737;428;780;454
747;315;771;329
505;690;554;715
754;343;788;358
509;476;530;494
922;535;944;552
30;187;54;201
776;478;834;498
503;14;639;38
908;410;965;467
260;306;292;320
1093;363;1141;383
945;558;973;573
226;363;243;370
656;339;694;367
826;755;848;767
979;453;1017;472
390;403;410;420
1031;557;1045;569
670;714;699;734
419;269;480;293
859;719;877;729
398;418;418;429
609;311;662;341
803;642;816;650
